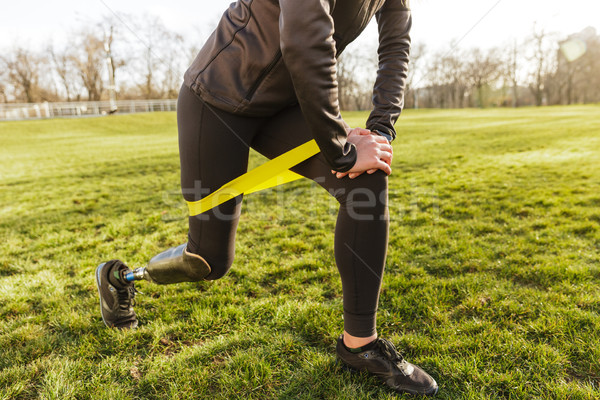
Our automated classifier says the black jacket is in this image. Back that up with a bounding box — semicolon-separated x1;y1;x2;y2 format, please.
184;0;411;172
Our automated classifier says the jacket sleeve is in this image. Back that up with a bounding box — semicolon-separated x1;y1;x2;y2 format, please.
366;0;412;142
278;0;357;172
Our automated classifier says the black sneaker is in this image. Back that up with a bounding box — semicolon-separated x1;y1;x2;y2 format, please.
336;336;438;396
95;260;138;329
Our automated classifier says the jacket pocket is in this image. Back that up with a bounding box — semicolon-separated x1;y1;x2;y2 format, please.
244;50;282;101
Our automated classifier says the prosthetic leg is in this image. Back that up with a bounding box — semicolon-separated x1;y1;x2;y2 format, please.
124;243;211;284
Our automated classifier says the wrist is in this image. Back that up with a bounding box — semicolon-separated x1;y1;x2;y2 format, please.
372;129;393;143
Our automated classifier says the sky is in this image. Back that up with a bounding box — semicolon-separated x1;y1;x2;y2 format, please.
1;0;598;52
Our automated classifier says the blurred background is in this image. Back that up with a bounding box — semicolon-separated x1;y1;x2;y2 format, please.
0;0;598;113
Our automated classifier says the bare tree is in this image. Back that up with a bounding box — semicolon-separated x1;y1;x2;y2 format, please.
337;50;364;110
72;30;105;101
446;52;470;108
48;43;78;101
557;27;600;104
133;15;169;99
136;16;188;99
465;47;501;107
337;44;377;111
0;67;8;103
525;26;556;106
423;48;469;109
102;25;120;111
160;31;186;98
1;47;43;103
405;42;425;108
581;30;600;103
0;83;7;103
97;15;133;105
504;40;520;107
557;47;581;105
185;27;207;66
421;53;445;108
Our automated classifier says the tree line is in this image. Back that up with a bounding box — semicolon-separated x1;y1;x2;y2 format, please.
337;26;599;109
0;14;199;104
1;15;598;109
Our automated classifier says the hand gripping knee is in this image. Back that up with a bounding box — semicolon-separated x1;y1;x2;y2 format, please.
130;243;211;284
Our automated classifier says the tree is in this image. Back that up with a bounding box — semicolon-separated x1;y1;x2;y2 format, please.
501;40;521;107
336;44;376;111
422;47;469;109
160;31;186;99
525;26;556;106
48;43;78;101
581;29;600;103
129;15;189;99
132;15;169;99
556;27;600;104
465;47;501;107
0;83;7;103
102;24;121;111
338;51;363;110
444;51;469;108
73;30;105;101
404;42;425;108
97;15;131;104
0;67;8;103
1;47;44;103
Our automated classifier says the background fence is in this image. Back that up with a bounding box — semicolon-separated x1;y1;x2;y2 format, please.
0;99;178;121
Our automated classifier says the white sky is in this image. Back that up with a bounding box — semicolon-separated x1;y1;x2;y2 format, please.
1;0;598;52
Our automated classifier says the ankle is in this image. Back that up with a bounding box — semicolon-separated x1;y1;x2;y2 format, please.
343;330;377;349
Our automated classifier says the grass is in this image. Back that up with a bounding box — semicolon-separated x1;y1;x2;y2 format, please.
0;105;599;399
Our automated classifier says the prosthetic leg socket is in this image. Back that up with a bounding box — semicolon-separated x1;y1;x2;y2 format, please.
131;243;211;284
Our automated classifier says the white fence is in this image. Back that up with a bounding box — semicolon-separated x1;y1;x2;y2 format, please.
0;99;178;121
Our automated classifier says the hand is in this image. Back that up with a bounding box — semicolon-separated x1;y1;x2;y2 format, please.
331;128;392;179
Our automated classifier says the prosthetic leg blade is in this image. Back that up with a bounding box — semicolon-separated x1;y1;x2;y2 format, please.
133;243;211;284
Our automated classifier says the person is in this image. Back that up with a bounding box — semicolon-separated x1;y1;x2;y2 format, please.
95;0;438;395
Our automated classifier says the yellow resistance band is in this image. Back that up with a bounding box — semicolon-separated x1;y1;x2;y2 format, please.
187;140;320;216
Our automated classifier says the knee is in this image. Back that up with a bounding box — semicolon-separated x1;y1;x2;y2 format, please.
335;171;388;209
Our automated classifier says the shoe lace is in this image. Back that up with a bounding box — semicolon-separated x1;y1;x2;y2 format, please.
376;338;406;367
116;284;138;310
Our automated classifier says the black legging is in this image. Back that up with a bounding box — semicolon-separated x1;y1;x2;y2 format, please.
177;84;388;337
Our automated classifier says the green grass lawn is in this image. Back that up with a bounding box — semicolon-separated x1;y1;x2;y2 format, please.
1;105;599;399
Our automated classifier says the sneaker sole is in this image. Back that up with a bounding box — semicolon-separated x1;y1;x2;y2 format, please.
392;382;438;396
337;356;438;396
95;262;112;328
